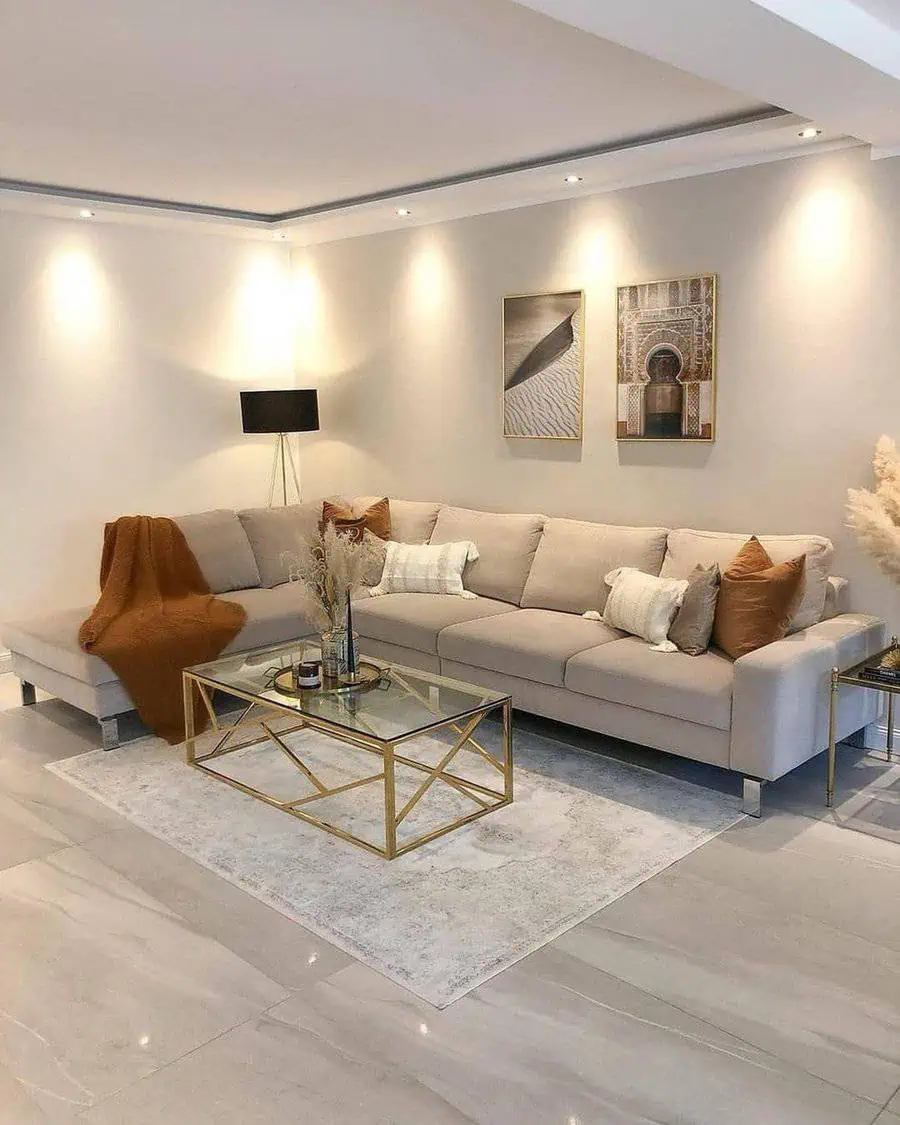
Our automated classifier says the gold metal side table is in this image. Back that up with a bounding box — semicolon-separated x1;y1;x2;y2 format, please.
827;637;897;807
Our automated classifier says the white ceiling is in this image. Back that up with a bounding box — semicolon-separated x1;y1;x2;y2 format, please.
850;0;900;33
0;0;769;214
515;0;900;152
3;0;899;241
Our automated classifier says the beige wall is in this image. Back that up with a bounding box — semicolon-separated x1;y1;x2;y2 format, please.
294;146;900;622
0;213;293;625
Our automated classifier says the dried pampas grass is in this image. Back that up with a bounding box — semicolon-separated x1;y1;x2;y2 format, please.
282;522;380;632
847;435;900;581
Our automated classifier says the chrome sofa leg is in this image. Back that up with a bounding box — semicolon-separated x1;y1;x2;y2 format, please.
99;717;120;751
20;681;36;706
742;777;763;818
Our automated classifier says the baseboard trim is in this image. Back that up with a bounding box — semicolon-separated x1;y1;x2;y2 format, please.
0;649;11;676
865;722;895;752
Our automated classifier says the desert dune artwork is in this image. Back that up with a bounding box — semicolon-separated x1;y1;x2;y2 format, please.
503;291;584;440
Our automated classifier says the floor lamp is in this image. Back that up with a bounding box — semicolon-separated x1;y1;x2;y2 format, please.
240;389;320;507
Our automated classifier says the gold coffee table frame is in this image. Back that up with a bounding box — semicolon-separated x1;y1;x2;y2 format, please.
182;663;513;860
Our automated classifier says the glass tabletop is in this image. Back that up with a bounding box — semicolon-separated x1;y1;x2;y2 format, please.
186;639;509;743
837;640;900;689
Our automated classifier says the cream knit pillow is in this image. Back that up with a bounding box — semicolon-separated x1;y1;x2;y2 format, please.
370;540;479;597
585;567;688;652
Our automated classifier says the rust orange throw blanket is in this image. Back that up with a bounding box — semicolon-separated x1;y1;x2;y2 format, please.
79;516;246;745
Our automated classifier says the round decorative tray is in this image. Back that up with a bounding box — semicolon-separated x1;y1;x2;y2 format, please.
271;661;384;698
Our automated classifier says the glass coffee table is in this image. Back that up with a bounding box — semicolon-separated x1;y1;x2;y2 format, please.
182;640;513;859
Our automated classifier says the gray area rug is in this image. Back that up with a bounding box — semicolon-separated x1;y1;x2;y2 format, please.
49;724;743;1007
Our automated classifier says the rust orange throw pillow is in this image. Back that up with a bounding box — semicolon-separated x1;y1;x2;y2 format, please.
713;536;806;659
322;497;391;541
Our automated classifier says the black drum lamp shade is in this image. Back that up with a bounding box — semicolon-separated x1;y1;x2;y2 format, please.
240;389;319;435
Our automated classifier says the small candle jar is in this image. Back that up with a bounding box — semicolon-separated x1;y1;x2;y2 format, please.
294;660;321;690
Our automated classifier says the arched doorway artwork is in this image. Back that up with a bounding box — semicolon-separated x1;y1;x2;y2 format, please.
616;274;717;442
644;345;684;438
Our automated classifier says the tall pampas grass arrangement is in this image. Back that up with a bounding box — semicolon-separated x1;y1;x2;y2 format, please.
282;523;379;633
847;436;900;585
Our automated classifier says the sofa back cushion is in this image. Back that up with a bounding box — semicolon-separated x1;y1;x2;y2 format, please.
660;528;833;632
823;576;849;619
521;519;669;614
237;503;322;588
174;510;260;594
429;506;545;604
352;496;441;544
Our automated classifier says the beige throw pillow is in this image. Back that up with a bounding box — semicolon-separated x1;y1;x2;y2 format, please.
370;540;479;597
586;567;688;652
668;563;720;656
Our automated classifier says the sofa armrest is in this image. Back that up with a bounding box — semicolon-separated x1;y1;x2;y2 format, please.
730;613;887;781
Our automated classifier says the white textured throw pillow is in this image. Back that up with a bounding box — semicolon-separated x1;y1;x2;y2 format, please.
370;540;479;597
585;567;688;652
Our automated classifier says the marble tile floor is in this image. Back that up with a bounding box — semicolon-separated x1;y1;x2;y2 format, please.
0;674;898;1123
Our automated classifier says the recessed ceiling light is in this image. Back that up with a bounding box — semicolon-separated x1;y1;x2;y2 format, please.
799;127;822;139
273;231;288;240
79;208;95;219
396;208;412;217
565;175;583;184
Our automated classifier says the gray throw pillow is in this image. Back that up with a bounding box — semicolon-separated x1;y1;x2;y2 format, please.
668;563;720;656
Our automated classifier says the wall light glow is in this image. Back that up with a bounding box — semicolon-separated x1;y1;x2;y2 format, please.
788;184;854;277
292;260;330;375
563;211;625;289
45;246;110;342
407;237;453;318
234;251;294;380
291;255;368;379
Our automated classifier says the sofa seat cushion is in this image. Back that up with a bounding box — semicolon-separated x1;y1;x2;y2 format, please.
222;585;317;654
429;506;545;604
439;609;624;688
565;636;734;731
351;593;517;655
174;510;260;594
521;519;669;615
4;608;118;686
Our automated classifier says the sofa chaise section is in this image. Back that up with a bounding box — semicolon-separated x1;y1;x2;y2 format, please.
6;508;319;747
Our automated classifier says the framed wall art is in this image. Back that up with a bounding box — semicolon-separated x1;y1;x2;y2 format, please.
502;290;584;440
616;274;716;442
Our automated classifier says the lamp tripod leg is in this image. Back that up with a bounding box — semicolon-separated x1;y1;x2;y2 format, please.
267;435;281;508
284;437;302;501
279;433;288;506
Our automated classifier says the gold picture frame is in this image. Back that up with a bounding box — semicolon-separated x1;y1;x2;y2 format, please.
616;274;717;442
502;290;585;440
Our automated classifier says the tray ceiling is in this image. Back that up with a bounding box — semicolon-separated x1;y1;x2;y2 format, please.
0;0;770;215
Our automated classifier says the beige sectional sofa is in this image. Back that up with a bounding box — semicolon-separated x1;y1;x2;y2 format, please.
4;498;886;814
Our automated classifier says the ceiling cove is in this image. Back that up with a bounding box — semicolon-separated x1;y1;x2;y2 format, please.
0;107;789;226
